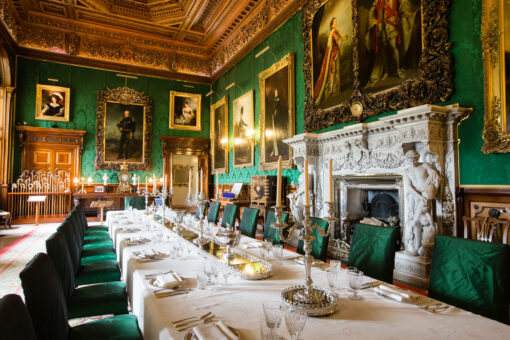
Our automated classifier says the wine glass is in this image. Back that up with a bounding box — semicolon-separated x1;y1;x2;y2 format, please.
263;302;282;340
284;309;307;340
203;261;214;287
220;263;231;285
272;244;284;264
326;270;338;292
348;268;364;300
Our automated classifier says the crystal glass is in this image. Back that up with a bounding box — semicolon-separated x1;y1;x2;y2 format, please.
220;263;231;285
272;244;284;263
263;302;282;340
330;260;341;271
284;309;307;340
348;268;363;300
326;270;338;291
196;272;207;290
203;261;215;287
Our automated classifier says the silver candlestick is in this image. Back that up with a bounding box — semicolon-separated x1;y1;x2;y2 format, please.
273;203;338;316
187;192;209;247
154;188;172;225
136;188;150;213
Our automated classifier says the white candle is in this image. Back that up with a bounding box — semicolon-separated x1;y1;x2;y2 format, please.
188;168;192;195
196;169;199;195
200;168;203;194
276;156;282;207
137;177;140;192
145;176;148;190
304;158;309;206
329;158;333;202
169;154;173;192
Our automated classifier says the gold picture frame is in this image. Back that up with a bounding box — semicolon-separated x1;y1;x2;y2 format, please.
35;84;70;122
481;0;510;153
211;96;229;174
169;91;201;131
233;90;254;168
259;53;295;171
95;86;152;171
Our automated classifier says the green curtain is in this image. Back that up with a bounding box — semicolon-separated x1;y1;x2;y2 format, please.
347;223;398;284
221;204;238;228
297;218;329;261
429;235;510;324
263;210;289;244
239;208;260;238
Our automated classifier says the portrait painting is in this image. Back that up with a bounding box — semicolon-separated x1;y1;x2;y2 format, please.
312;0;353;109
233;90;254;168
35;84;70;122
259;53;295;171
211;96;228;174
95;87;152;171
169;91;201;131
358;0;422;92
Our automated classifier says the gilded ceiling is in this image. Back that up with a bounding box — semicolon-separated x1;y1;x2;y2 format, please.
0;0;305;82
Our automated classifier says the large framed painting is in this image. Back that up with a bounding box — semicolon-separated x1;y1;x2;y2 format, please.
259;53;295;171
35;84;70;122
169;91;201;131
95;86;152;171
481;0;510;153
233;90;254;168
211;96;228;174
302;0;453;131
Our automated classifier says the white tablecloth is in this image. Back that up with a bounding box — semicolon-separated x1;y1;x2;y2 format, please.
106;210;510;340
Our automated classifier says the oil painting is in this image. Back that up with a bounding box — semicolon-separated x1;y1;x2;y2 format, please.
233;90;254;168
35;84;70;122
169;91;201;131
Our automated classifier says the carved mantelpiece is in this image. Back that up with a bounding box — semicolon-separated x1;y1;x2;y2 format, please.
284;104;472;259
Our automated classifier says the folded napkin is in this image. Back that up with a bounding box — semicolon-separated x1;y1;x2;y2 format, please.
193;321;238;340
379;285;411;300
155;272;183;289
374;287;404;302
242;242;262;249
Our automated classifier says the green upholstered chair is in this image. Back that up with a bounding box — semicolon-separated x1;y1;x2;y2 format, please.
19;253;142;340
263;210;290;244
429;235;510;324
0;294;37;340
73;206;109;232
347;223;398;284
47;232;120;287
239;208;260;238
297;218;330;261
221;204;238;228
207;201;221;224
196;205;207;219
125;196;146;210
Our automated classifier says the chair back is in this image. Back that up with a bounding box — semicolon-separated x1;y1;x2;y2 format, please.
46;232;77;302
463;216;510;244
297;218;329;261
196;205;206;219
239;208;260;238
125;196;146;210
347;223;398;284
19;253;70;340
221;204;238;228
429;235;510;324
58;223;82;273
0;294;37;340
263;210;289;244
207;202;221;223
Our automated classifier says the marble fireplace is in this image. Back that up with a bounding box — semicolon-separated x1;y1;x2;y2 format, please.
284;104;471;287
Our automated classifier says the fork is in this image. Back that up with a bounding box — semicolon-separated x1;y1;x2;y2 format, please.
174;313;214;328
172;312;212;325
175;315;215;332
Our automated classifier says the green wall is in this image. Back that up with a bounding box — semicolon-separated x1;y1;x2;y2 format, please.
212;1;510;186
14;56;210;182
212;12;303;185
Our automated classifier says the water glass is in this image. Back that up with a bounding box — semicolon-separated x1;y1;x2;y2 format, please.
262;302;282;340
220;264;231;285
326;270;338;291
259;316;271;339
348;268;364;300
196;272;207;290
330;260;341;271
284;309;307;340
272;244;284;263
203;261;215;287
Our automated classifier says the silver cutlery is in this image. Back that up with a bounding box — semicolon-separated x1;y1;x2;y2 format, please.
172;312;212;325
173;313;214;328
136;258;163;263
154;290;190;298
175;315;215;332
145;270;172;279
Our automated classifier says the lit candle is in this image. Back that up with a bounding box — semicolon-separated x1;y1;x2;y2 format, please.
145;176;148;190
188;168;192;195
304;158;309;206
132;174;137;186
276;156;282;207
200;168;203;194
329;158;333;202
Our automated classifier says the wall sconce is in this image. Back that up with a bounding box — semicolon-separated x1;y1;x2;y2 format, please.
221;137;231;151
246;129;259;145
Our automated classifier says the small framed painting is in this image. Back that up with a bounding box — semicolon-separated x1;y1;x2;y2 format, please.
35;84;70;122
169;91;201;131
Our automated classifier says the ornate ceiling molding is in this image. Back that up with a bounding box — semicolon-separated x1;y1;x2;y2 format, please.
0;0;304;81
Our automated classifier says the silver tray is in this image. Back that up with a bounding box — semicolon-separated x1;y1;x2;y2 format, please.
281;285;339;317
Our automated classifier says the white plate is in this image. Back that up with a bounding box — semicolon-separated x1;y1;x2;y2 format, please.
183;326;241;340
126;237;151;245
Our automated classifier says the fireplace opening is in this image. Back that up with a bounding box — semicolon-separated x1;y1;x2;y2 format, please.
367;190;399;223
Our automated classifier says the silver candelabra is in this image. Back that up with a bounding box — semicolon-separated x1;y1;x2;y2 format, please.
272;201;339;316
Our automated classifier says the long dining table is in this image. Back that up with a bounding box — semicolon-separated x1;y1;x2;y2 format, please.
106;209;510;340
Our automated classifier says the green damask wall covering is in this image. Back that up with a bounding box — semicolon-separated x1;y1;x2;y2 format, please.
213;1;510;186
212;12;303;185
14;57;210;182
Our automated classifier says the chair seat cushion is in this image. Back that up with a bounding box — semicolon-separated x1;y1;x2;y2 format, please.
68;281;128;319
84;231;110;240
82;238;114;250
87;225;108;232
80;248;117;265
75;260;121;286
70;314;142;340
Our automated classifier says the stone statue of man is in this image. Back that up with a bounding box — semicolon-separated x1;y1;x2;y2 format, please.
403;150;441;257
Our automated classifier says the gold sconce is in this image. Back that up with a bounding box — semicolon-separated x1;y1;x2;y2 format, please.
221;137;232;152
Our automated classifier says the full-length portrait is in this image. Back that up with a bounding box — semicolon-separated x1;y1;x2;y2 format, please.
169;91;201;131
95;87;152;171
233;90;254;168
211;96;228;174
259;53;295;171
